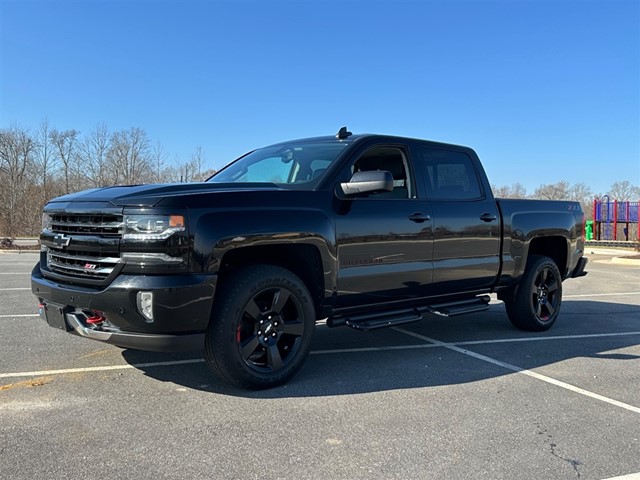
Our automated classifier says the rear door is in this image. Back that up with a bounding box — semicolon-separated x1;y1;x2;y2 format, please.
412;144;501;293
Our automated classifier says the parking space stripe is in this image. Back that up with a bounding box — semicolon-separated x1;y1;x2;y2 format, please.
311;331;640;354
2;288;31;291
454;331;640;346
565;292;640;299
600;473;640;480
0;314;39;318
394;328;640;415
3;330;640;380
0;359;205;379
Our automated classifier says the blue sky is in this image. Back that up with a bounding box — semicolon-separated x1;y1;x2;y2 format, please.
1;0;638;195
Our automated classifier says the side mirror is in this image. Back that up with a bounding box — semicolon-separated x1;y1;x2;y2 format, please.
340;170;393;196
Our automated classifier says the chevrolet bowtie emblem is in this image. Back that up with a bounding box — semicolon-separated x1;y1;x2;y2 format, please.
52;234;71;248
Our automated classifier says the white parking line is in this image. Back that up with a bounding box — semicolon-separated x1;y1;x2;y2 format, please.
2;288;31;291
2;330;640;381
0;359;205;379
394;327;640;415
0;314;39;318
565;292;640;299
310;331;640;354
601;473;640;480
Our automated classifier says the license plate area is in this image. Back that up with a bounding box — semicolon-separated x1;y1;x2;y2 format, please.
43;303;72;331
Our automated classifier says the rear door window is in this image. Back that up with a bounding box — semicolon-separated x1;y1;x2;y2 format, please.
416;146;482;200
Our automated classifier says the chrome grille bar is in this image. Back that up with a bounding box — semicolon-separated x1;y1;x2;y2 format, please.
50;213;123;237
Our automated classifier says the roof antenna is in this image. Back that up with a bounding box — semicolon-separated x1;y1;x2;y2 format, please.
336;126;352;139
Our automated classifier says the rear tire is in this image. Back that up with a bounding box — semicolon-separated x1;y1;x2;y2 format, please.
504;255;562;332
204;265;315;389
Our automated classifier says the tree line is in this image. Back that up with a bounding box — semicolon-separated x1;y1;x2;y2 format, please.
1;120;639;237
491;180;640;216
0;121;215;236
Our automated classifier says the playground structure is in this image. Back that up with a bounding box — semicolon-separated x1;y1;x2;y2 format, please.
590;197;640;242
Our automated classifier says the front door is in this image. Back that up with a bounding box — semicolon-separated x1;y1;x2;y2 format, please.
333;144;434;308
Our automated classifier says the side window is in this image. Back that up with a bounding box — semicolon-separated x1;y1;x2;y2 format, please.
350;146;414;199
417;146;482;200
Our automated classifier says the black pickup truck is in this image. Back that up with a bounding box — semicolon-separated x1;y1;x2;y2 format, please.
32;128;587;388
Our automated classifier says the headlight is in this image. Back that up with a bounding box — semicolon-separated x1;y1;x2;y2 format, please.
123;214;185;240
42;213;52;231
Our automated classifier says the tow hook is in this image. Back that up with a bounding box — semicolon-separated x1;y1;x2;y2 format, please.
86;311;106;326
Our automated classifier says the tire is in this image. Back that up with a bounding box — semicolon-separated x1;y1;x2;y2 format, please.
504;255;563;332
204;265;315;389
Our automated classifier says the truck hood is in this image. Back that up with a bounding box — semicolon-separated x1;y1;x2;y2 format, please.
49;182;281;207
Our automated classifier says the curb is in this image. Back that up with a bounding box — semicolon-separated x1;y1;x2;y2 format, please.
611;256;640;266
0;250;39;254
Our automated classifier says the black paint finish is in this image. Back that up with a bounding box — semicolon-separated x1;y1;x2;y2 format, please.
31;133;587;351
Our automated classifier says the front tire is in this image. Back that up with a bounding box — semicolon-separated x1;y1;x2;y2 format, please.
204;265;315;389
504;255;562;332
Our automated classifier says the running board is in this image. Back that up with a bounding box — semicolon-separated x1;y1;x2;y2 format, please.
419;295;491;317
328;308;422;331
326;295;492;331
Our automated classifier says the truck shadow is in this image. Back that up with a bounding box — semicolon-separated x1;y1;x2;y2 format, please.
120;300;640;398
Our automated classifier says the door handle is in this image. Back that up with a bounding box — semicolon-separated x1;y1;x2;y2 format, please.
409;213;431;223
479;213;497;222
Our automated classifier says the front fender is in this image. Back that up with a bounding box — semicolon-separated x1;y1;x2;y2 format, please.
191;208;338;295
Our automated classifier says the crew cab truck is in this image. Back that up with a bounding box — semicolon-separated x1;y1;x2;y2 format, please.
32;128;588;389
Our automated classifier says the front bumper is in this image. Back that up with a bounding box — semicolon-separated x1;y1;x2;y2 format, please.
31;265;216;352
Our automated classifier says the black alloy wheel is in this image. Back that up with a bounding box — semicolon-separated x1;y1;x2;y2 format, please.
236;285;306;372
504;255;563;331
204;265;315;389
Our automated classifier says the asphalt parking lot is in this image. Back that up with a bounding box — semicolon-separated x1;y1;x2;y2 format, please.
1;250;639;480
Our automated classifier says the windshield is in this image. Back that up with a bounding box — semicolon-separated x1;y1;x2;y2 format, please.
208;141;350;188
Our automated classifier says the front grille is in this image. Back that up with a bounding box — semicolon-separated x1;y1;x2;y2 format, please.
50;213;123;237
47;249;120;281
43;210;123;285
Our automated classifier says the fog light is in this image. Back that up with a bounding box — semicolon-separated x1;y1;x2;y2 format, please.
137;291;154;322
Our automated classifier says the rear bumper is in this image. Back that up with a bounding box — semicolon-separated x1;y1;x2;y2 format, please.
31;265;215;352
571;257;588;278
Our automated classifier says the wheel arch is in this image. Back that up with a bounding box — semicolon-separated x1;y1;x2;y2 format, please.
218;243;327;319
527;236;568;276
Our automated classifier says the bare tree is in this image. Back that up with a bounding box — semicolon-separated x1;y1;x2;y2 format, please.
50;128;80;194
533;180;570;200
608;180;640;201
190;146;206;181
492;182;527;199
33;118;58;192
0;126;36;236
158;155;183;183
108;127;153;185
200;167;217;180
177;146;209;182
28;119;63;231
78;124;111;187
568;182;593;214
150;141;168;183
